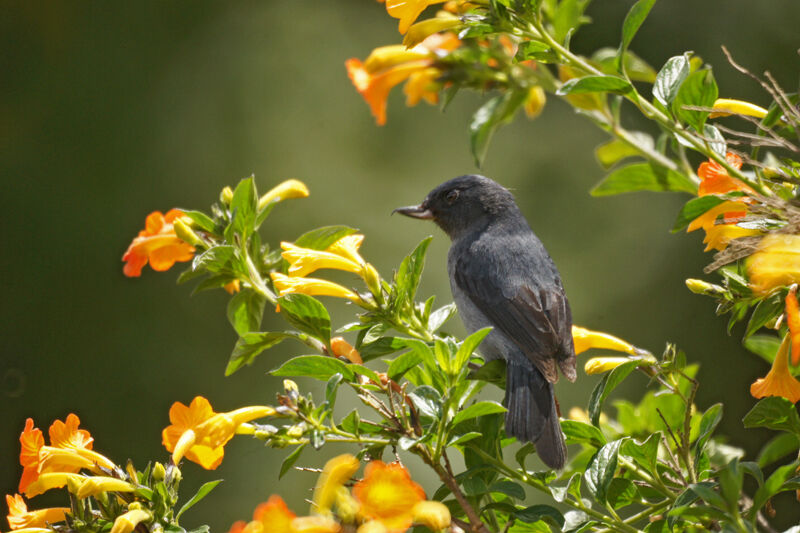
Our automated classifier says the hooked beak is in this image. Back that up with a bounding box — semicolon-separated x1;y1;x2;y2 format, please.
392;204;434;220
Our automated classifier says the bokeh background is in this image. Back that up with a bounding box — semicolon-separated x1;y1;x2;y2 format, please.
3;0;799;529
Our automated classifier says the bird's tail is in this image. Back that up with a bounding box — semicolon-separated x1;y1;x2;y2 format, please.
505;361;566;470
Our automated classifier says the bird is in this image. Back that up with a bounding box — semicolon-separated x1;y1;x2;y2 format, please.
394;174;576;470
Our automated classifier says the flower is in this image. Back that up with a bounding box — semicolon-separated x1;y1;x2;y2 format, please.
18;419;44;494
281;243;363;279
122;209;195;277
352;461;426;533
402;13;461;48
109;509;151;533
312;455;361;515
383;0;447;34
291;516;341;533
252;496;297;533
709;98;768;119
330;337;363;364
571;326;639;356
786;287;800;366
271;273;362;303
346;34;460;125
701;224;761;253
6;494;69;530
23;473;86;498
75;477;135;499
257;179;310;211
696;152;752;197
584;356;633;375
750;334;800;403
162;396;275;469
411;501;450;531
524;86;547;119
747;234;800;296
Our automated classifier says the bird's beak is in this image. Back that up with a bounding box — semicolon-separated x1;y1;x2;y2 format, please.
392;204;434;220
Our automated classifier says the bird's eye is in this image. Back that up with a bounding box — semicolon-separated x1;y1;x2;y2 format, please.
446;189;459;204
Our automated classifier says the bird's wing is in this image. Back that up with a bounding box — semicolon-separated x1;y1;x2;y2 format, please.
454;250;575;383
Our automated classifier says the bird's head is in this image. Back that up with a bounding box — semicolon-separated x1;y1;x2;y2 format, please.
393;174;518;239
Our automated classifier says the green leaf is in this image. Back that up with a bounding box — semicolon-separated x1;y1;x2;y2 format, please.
743;397;800;435
689;482;727;509
718;459;743;511
588;360;639;425
750;460;800;518
452;401;506;426
226;332;294;375
226;289;266;336
561;420;606;448
180;210;216;233
671;196;725;232
694;403;723;465
592;163;697;196
617;0;656;68
387;350;423;380
360;336;411;362
294;225;358;250
745;291;784;338
454;327;492;372
653;54;690;106
279;444;306;479
621;433;659;474
470;91;527;167
556;76;633;95
408;385;442;418
271;355;355;381
703;124;727;157
226;176;257;242
277;294;331;343
607;477;638;509
488;480;526;500
393;237;432;312
552;0;590;44
757;433;800;467
744;335;781;365
514;504;565;528
673;68;718;131
192;245;238;274
515;40;554;62
468;359;506;387
340;409;360;434
584;439;623;503
428;303;457;332
176;480;222;521
326;373;343;410
594;134;652;169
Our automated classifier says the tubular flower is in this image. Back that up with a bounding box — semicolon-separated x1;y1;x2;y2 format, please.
6;494;69;530
75;477;135;499
750;334;800;404
23;473;86;498
747;234;800;296
18;420;44;494
584;356;632;375
330;337;363;364
787;288;800;366
384;0;447;34
402;13;461;48
291;516;341;533
352;461;426;533
271;273;362;303
122;209;195;277
411;501;451;531
312;455;361;515
252;496;297;533
257;179;310;211
701;224;761;253
709;98;768;119
697;152;753;196
571;326;638;356
281;244;363;279
346;33;460;125
524;86;547;119
109;509;151;533
162;396;276;469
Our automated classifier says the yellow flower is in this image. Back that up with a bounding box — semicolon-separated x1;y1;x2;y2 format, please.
291;516;341;533
6;494;69;530
357;521;387;533
353;461;426;533
584;356;633;375
281;243;363;279
312;454;361;515
701;224;761;252
750;333;800;403
402;13;461;48
162;396;275;469
412;501;451;530
75;477;135;499
709;98;768;119
384;0;447;34
747;234;800;296
23;473;86;498
271;273;362;302
571;326;638;355
109;510;151;533
524;86;547;119
257;179;310;211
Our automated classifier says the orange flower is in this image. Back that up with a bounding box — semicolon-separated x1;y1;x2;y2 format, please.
751;333;800;403
353;461;426;533
6;494;69;530
122;209;195;277
330;337;363;364
162;396;275;469
384;0;446;34
346;34;459;125
697;152;752;196
786;287;800;366
18;420;44;494
253;496;297;532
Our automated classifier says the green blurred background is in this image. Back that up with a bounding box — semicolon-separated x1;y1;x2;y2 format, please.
2;0;799;529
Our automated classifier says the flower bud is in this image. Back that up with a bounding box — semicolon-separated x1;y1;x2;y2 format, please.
152;462;166;482
173;218;205;248
286;424;305;438
220;186;234;206
413;501;451;531
284;379;300;402
257;179;310;211
709;98;767;119
128;502;144;511
357;521;388;533
362;263;383;298
524;86;547;119
331;337;363;364
584;356;631;375
334;486;360;523
685;278;726;296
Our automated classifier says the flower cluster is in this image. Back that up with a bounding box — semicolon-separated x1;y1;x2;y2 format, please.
226;455;450;533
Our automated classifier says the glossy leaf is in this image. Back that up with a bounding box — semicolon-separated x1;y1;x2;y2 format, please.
226;177;257;243
556;76;633;95
277;293;331;343
294;225;358;251
693;403;723;464
226;289;265;336
617;0;656;68
653;54;690;106
514;504;565;528
594;133;652;169
393;237;432;312
561;420;606;448
180;210;216;233
588;360;639;425
271;355;355;381
606;477;638;509
452;401;506;426
387;350;423;380
743;397;800;435
673;69;718;131
279;444;306;479
591;163;697;196
226;331;294;375
584;439;623;503
745;291;784;338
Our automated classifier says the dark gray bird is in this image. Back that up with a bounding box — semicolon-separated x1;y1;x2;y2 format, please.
394;174;576;469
